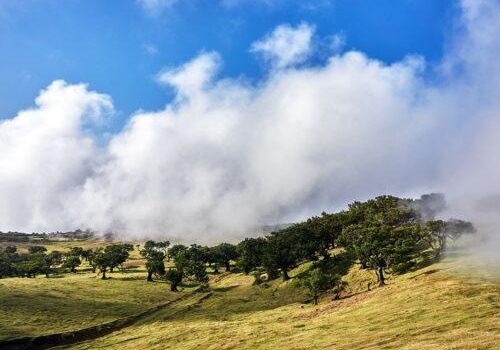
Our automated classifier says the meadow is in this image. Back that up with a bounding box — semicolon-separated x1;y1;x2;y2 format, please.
0;195;499;349
1;237;498;349
0;244;190;342
54;256;499;350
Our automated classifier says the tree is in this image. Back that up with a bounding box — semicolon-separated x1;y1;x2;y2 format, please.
424;219;475;256
212;243;238;272
28;246;47;254
69;247;85;258
200;246;220;273
93;248;113;279
168;244;187;261
5;246;17;254
44;251;63;277
237;237;267;274
155;241;170;256
263;230;300;281
15;253;46;278
301;268;341;305
164;268;183;291
412;193;447;220
104;244;133;272
0;248;15;279
341;196;424;286
173;245;208;284
140;242;166;282
86;249;98;273
63;254;81;273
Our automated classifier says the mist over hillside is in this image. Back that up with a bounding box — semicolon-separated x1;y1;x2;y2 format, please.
0;1;499;257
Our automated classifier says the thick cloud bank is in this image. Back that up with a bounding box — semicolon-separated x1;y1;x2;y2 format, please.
1;1;500;244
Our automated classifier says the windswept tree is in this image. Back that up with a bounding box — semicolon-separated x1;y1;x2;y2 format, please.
237;237;267;274
424;219;475;256
341;196;426;285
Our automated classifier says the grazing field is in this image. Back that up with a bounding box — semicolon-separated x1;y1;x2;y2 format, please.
0;263;190;341
56;258;499;350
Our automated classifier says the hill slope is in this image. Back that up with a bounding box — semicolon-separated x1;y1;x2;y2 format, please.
57;259;500;350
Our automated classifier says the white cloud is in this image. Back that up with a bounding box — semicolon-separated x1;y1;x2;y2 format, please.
156;52;222;98
0;81;112;232
1;1;500;248
328;34;346;53
251;23;315;69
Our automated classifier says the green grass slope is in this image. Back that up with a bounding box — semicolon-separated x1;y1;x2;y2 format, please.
0;269;189;341
59;259;500;350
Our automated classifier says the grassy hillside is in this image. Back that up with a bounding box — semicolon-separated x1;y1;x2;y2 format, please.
0;268;191;341
56;258;499;350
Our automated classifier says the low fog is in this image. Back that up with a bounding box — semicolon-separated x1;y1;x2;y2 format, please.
1;1;499;250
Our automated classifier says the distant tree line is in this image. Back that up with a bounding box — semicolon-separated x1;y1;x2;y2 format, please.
0;194;475;305
0;229;94;243
0;243;134;279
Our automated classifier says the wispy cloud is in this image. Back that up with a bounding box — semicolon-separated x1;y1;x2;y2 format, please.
251;23;315;69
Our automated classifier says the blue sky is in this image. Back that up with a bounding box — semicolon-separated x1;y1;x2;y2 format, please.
5;0;499;239
0;0;457;129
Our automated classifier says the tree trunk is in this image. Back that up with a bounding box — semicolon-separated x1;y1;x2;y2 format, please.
92;266;96;273
378;266;385;286
147;270;153;282
313;295;318;305
282;269;290;281
225;262;231;272
170;283;178;292
101;269;106;280
110;266;114;273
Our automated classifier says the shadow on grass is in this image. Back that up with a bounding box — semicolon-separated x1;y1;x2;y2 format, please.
293;251;356;280
211;285;239;293
410;250;439;272
111;276;152;282
138;256;356;326
409;268;441;280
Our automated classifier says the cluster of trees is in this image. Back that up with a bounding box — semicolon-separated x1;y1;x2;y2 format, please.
134;194;473;303
83;244;134;279
0;245;74;278
0;243;134;279
140;241;239;291
0;194;474;305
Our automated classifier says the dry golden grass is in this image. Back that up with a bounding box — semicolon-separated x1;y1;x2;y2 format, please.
58;258;499;350
0;242;189;341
